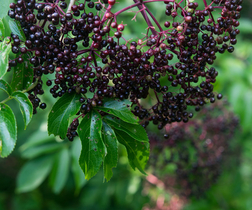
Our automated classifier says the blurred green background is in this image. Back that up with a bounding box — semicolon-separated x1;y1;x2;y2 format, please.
1;0;252;209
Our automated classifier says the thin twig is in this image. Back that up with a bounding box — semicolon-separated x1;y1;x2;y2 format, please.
133;0;157;36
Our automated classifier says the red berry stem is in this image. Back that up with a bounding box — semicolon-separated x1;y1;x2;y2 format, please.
133;0;157;36
145;7;163;32
203;0;208;7
91;51;98;68
55;5;66;15
114;0;173;17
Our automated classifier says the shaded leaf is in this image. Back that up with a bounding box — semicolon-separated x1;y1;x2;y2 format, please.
12;91;33;129
16;155;54;193
71;139;87;193
96;98;138;124
114;129;149;174
77;110;105;180
49;147;70;194
0;79;12;95
11;55;34;91
0;103;17;158
0;38;11;79
19;131;55;152
21;143;64;159
102;121;118;181
104;115;149;142
48;93;81;139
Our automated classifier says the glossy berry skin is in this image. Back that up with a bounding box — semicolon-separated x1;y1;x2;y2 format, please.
40;103;47;109
117;24;124;31
217;94;223;100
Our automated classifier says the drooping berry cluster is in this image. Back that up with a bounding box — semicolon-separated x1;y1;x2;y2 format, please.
148;101;240;198
66;119;79;141
7;0;242;140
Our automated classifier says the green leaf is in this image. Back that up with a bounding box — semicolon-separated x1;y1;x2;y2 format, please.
11;55;34;91
77;110;106;180
0;2;26;39
71;140;87;193
0;0;13;19
21;143;64;159
48;93;81;139
0;38;11;79
12;91;33;129
49;147;70;194
16;155;54;193
103;115;149;142
102;121;118;181
0;18;4;39
0;79;12;95
19;131;55;152
2;16;14;42
114;129;149;174
0;103;17;158
8;19;26;41
71;140;87;191
95;98;138;124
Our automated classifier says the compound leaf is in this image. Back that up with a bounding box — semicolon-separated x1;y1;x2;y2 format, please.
0;103;17;158
114;129;149;174
48;93;81;139
103;115;149;142
96;98;138;124
12;91;33;129
102;121;118;181
0;79;12;95
77;110;105;180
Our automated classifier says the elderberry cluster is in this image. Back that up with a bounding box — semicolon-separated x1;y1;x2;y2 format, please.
66;119;79;141
7;0;242;140
148;102;240;197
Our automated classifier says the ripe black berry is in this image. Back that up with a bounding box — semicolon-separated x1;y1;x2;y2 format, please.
40;103;47;109
217;94;223;100
12;46;19;54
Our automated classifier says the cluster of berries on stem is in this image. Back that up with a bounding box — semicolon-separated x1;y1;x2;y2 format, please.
7;0;242;140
